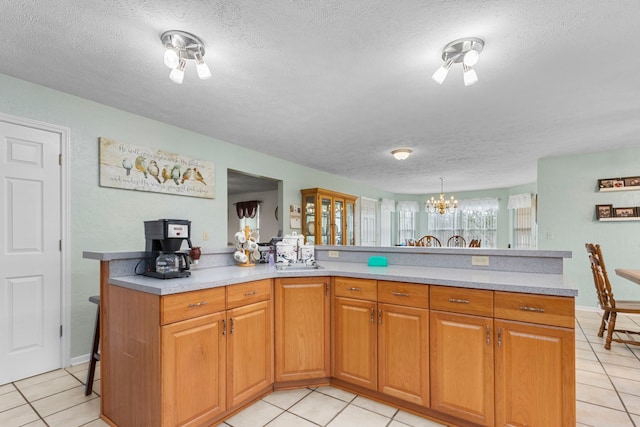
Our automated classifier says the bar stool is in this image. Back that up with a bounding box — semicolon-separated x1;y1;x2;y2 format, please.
85;295;100;396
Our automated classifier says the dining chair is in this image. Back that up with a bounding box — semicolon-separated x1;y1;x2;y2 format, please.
468;239;481;247
447;235;466;247
416;235;441;247
585;243;640;349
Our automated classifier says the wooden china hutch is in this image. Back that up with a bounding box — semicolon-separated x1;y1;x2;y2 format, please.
301;188;357;245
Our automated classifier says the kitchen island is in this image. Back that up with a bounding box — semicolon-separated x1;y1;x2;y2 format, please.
85;247;576;427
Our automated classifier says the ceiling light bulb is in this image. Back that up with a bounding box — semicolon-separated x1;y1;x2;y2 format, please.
391;148;412;160
194;51;212;80
431;59;453;85
463;64;478;86
463;50;479;66
163;48;179;69
169;59;186;84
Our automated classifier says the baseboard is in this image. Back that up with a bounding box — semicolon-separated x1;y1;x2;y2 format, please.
70;353;91;366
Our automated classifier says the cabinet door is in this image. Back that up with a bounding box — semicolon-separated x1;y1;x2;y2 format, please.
495;319;575;427
332;297;377;390
430;311;494;426
161;312;226;427
227;300;273;409
378;303;429;406
274;277;330;382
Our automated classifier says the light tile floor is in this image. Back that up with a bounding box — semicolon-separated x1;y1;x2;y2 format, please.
1;309;639;427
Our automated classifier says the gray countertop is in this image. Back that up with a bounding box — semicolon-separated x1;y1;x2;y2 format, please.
107;261;577;297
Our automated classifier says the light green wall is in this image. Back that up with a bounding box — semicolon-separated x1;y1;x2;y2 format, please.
5;70;634;359
538;147;640;308
0;74;394;358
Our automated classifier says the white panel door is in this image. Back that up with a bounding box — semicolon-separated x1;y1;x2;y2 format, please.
360;197;377;246
0;121;61;385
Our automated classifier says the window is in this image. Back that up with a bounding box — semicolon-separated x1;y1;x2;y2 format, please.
508;193;536;249
425;198;498;247
396;201;419;245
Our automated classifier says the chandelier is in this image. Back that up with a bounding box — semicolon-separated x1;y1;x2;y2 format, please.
426;177;458;215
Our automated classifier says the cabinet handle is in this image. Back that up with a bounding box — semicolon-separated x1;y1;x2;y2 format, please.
222;319;226;336
448;298;470;304
392;292;410;297
230;317;234;335
244;290;257;297
378;309;382;325
486;325;490;345
188;301;207;308
346;287;361;292
370;307;375;324
497;327;502;347
520;305;545;313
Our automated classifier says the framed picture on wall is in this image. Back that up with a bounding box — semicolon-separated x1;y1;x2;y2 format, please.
596;204;613;219
613;207;637;218
598;178;624;189
624;176;640;187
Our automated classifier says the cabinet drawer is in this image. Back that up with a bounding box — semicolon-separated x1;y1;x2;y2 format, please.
227;279;272;309
377;281;428;308
161;287;226;325
494;291;574;328
333;277;377;301
430;286;493;317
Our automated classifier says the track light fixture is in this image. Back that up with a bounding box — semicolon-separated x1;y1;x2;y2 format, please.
161;30;211;84
431;37;484;86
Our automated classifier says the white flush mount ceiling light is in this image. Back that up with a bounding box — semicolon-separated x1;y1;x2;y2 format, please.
161;30;211;84
391;148;413;160
431;37;484;86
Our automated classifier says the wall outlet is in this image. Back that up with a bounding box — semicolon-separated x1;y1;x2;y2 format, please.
328;251;340;258
203;231;209;241
472;256;490;266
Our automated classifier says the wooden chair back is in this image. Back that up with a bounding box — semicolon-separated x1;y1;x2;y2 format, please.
585;243;615;310
468;239;481;247
447;235;466;247
416;235;441;247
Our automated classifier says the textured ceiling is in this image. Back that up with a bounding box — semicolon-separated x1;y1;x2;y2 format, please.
1;0;639;194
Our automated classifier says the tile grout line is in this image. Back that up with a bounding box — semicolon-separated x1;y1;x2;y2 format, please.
576;317;638;427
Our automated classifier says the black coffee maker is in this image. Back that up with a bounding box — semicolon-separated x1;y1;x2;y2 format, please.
143;219;192;279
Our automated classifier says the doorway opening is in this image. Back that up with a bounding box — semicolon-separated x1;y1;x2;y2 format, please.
227;169;281;245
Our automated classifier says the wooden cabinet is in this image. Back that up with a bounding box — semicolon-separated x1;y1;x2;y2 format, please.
301;188;357;245
102;280;272;427
224;279;273;409
274;277;330;384
161;312;227;427
494;292;575;427
430;287;494;426
430;287;575;427
332;278;429;406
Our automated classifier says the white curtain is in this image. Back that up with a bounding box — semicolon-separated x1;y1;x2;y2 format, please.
459;198;499;212
380;198;395;246
507;193;532;210
396;201;419;212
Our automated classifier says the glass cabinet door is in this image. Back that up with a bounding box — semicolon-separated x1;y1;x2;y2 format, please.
321;196;331;245
346;201;354;245
334;199;344;245
304;195;316;243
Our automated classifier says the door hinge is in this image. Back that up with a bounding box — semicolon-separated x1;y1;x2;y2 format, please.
59;240;62;251
60;325;63;337
59;154;62;165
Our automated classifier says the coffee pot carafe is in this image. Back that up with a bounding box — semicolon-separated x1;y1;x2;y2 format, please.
155;252;190;274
